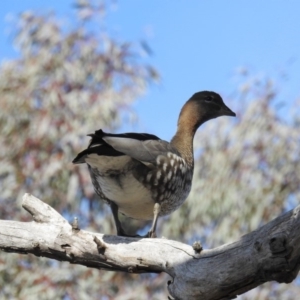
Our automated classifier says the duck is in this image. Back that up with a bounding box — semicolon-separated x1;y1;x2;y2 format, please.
73;91;235;238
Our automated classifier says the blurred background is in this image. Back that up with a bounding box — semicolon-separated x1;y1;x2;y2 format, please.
0;0;300;299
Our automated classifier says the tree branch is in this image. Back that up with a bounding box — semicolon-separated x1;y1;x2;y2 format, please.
0;193;299;300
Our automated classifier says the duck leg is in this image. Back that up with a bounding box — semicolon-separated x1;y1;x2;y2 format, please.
110;201;142;237
147;203;161;238
110;201;161;238
110;201;128;236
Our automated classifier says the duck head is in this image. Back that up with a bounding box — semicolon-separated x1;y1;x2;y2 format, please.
177;91;236;133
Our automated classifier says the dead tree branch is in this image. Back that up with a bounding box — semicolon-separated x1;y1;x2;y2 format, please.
0;193;299;300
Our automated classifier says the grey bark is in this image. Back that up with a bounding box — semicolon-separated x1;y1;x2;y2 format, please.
0;193;299;300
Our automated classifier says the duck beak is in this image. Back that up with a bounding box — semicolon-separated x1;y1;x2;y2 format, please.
221;104;236;117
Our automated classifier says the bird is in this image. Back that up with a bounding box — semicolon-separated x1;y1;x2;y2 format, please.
73;91;236;238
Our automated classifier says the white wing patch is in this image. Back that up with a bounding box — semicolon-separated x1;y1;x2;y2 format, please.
89;143;102;148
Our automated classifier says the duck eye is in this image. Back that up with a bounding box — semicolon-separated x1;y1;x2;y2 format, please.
205;95;213;102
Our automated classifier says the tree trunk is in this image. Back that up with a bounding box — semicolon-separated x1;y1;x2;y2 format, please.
0;193;299;300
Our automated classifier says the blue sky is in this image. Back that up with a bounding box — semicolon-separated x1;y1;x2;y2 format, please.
1;1;300;140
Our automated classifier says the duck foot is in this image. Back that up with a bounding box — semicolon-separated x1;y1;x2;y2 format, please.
146;230;157;238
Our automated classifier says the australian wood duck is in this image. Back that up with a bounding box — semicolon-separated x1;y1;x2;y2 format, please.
73;91;235;237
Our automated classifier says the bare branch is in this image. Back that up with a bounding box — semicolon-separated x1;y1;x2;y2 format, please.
0;194;299;300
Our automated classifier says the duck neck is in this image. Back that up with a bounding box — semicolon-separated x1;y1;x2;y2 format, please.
170;125;196;168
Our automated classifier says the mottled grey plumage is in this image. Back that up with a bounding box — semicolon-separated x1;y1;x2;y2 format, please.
73;91;236;237
102;137;177;164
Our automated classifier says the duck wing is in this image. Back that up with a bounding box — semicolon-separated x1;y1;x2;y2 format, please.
72;129;166;164
102;135;176;164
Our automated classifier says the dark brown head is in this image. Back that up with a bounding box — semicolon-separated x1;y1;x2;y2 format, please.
178;91;236;132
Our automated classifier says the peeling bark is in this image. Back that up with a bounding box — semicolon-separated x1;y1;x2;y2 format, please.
0;194;299;300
